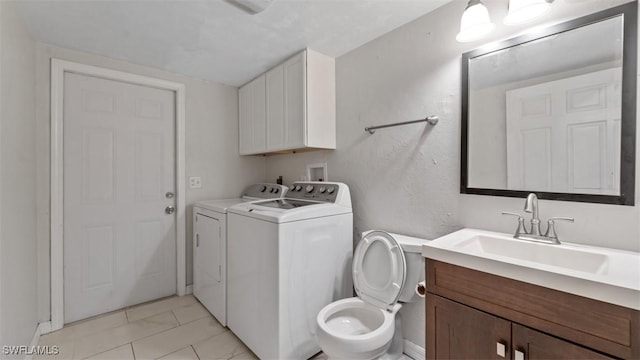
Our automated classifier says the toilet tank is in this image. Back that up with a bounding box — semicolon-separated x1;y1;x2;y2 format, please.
391;233;429;303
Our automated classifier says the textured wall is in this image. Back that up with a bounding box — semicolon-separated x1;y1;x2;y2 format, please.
0;0;38;351
266;0;637;349
34;44;267;322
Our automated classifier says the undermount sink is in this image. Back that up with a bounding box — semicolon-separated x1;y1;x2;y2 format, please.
422;228;640;310
455;234;609;274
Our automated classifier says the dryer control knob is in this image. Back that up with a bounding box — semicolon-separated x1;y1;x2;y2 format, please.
305;185;315;193
319;187;326;193
327;187;335;194
260;185;267;192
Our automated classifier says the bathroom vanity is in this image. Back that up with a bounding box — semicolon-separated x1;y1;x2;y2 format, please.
422;229;640;359
425;260;638;359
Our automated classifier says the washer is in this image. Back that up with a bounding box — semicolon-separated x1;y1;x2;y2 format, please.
192;183;288;326
227;181;353;360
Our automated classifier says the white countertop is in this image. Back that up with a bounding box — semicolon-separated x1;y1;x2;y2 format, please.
422;228;640;310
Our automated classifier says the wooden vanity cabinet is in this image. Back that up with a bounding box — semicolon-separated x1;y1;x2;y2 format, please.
425;259;639;359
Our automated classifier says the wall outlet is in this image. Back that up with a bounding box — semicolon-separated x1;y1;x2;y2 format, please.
189;176;202;189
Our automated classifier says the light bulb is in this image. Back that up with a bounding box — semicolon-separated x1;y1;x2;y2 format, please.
456;0;495;43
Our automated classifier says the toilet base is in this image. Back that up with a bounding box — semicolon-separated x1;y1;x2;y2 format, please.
325;311;405;360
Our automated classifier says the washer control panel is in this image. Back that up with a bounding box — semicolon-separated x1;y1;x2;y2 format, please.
242;183;289;199
287;182;339;203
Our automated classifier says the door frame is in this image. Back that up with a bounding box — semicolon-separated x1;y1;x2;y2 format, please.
50;59;187;331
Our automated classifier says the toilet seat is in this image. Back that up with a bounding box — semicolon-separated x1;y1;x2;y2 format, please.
353;231;407;311
316;298;397;359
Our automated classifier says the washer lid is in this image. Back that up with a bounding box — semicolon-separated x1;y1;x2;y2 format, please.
353;231;407;311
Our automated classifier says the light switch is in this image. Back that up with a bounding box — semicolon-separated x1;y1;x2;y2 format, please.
189;176;202;189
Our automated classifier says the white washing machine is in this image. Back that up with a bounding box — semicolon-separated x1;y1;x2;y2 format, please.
192;183;288;326
227;181;353;360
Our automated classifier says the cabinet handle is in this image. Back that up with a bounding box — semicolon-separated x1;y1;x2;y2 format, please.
196;234;199;247
514;349;525;360
496;341;507;358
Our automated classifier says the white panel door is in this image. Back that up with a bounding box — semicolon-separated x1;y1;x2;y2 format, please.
506;68;621;194
193;211;225;325
63;72;176;323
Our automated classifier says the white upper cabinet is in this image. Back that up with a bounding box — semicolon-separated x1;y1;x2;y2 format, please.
239;49;336;155
239;74;266;155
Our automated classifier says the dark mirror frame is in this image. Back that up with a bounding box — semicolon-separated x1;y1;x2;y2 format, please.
460;2;637;205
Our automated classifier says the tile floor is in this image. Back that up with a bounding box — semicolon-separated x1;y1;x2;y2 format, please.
36;295;275;360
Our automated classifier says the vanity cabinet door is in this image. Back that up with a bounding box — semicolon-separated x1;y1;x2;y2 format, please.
427;294;511;360
512;324;615;360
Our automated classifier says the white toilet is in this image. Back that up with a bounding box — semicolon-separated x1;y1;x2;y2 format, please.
316;230;426;360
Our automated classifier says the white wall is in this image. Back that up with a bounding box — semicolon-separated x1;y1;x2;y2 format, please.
265;0;637;349
35;44;267;322
0;0;38;352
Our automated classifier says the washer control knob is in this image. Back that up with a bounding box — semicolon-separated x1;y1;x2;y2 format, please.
269;188;275;193
327;187;335;194
274;188;279;194
305;185;315;193
319;186;326;193
294;185;301;191
260;185;267;192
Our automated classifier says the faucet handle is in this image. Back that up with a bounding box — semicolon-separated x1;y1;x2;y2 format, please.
544;217;575;241
501;212;527;236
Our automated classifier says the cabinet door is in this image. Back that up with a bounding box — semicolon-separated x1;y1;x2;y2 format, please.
266;64;285;151
238;76;266;155
238;82;252;155
427;295;511;360
512;324;614;360
251;75;266;153
193;213;225;324
284;52;306;149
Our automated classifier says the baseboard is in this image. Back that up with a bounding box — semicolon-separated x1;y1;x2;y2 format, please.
185;285;193;295
38;321;53;335
403;339;425;360
24;323;43;360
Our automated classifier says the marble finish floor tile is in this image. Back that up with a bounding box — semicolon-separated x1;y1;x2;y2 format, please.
172;301;211;325
74;311;178;359
39;311;128;346
193;330;253;360
126;295;197;323
132;316;225;359
85;344;134;360
157;346;200;360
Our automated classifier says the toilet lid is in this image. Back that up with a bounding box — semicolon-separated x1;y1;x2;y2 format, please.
353;231;407;310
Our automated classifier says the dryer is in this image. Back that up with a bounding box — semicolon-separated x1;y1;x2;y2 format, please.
227;181;353;360
192;183;287;326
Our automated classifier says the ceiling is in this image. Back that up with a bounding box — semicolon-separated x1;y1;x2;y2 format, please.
17;0;451;86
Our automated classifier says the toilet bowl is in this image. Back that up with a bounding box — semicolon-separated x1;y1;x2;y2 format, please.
316;231;427;360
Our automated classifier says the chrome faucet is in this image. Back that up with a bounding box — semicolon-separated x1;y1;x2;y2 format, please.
502;193;574;245
524;193;542;236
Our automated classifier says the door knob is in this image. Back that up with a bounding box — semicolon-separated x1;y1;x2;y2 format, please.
165;205;175;214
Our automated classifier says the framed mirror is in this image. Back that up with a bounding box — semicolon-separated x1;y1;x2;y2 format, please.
461;2;637;205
